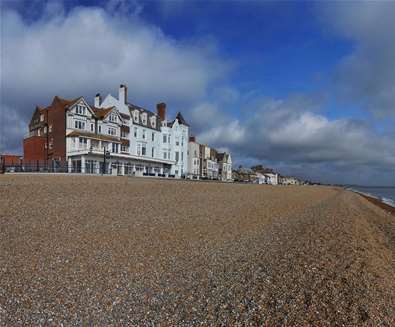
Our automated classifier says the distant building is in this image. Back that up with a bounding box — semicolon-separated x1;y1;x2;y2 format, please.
0;154;23;172
279;176;301;185
253;172;278;185
187;136;200;179
217;152;232;181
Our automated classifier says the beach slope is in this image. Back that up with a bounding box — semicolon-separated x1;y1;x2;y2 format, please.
0;175;394;326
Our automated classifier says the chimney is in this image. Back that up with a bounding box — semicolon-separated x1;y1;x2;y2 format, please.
119;84;128;104
156;102;166;121
94;93;101;107
189;136;196;143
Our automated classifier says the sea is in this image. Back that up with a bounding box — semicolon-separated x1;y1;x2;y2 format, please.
350;186;395;208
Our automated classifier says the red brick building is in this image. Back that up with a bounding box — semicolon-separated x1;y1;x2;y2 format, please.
23;96;77;162
0;154;22;166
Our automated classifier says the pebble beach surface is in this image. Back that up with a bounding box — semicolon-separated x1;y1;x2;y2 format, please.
1;175;394;326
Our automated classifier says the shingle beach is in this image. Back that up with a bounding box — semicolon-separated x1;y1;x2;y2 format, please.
1;175;394;326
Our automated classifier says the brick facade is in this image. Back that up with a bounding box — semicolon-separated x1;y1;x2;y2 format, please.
24;96;70;162
23;136;47;161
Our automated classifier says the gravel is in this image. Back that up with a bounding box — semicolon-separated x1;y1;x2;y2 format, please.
0;175;394;326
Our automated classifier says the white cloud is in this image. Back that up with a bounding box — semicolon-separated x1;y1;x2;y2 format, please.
192;97;395;185
2;5;228;104
320;1;395;117
0;2;230;153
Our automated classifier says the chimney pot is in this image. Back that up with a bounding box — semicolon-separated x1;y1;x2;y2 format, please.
94;93;101;107
189;136;196;142
119;84;128;104
156;102;166;121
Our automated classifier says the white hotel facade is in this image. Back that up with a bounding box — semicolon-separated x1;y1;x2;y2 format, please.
67;85;189;177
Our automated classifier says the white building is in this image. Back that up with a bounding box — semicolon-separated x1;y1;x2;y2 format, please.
217;152;232;181
187;136;200;179
254;172;278;185
65;85;189;177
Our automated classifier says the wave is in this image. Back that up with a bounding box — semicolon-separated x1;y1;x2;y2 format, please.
347;188;395;208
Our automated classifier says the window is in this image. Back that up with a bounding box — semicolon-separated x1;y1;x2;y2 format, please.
133;110;139;123
74;120;85;130
44;126;47;134
141;113;147;125
151;147;154;157
121;130;127;138
151;116;156;128
79;138;87;148
181;152;183;161
142;130;146;139
175;152;179;163
163;135;167;143
163;151;167;159
109;114;117;123
108;127;116;136
90;123;94;132
40;114;44;122
76;105;85;115
142;145;146;156
168;150;171;159
98;125;102;133
49;124;52;132
121;145;128;152
176;141;179;146
168;135;171;143
134;127;138;138
137;143;142;155
152;132;155;141
111;143;119;153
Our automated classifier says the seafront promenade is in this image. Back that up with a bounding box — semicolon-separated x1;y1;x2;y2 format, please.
1;175;394;325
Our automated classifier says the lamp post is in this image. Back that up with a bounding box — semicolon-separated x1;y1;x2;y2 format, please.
103;146;110;175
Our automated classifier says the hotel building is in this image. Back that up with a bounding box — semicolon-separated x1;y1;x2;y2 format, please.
23;85;189;177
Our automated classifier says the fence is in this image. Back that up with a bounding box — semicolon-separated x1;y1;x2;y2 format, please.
0;159;176;178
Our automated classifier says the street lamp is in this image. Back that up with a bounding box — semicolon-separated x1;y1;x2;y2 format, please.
102;146;110;175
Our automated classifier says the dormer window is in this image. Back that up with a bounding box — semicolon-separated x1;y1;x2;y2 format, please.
133;110;139;123
150;116;156;128
141;113;147;125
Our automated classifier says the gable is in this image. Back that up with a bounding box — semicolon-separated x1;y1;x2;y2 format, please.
69;97;95;117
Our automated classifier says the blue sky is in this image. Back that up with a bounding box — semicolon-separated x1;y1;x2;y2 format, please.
1;0;395;185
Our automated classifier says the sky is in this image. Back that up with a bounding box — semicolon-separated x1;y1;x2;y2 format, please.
1;0;395;186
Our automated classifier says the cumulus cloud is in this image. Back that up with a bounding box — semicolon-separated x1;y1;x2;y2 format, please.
193;97;395;185
0;1;230;153
320;1;395;117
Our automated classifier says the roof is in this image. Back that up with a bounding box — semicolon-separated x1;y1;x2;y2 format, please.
166;112;189;128
92;107;114;120
29;96;80;129
175;112;189;126
127;102;161;131
120;112;130;120
217;153;227;161
66;130;121;142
